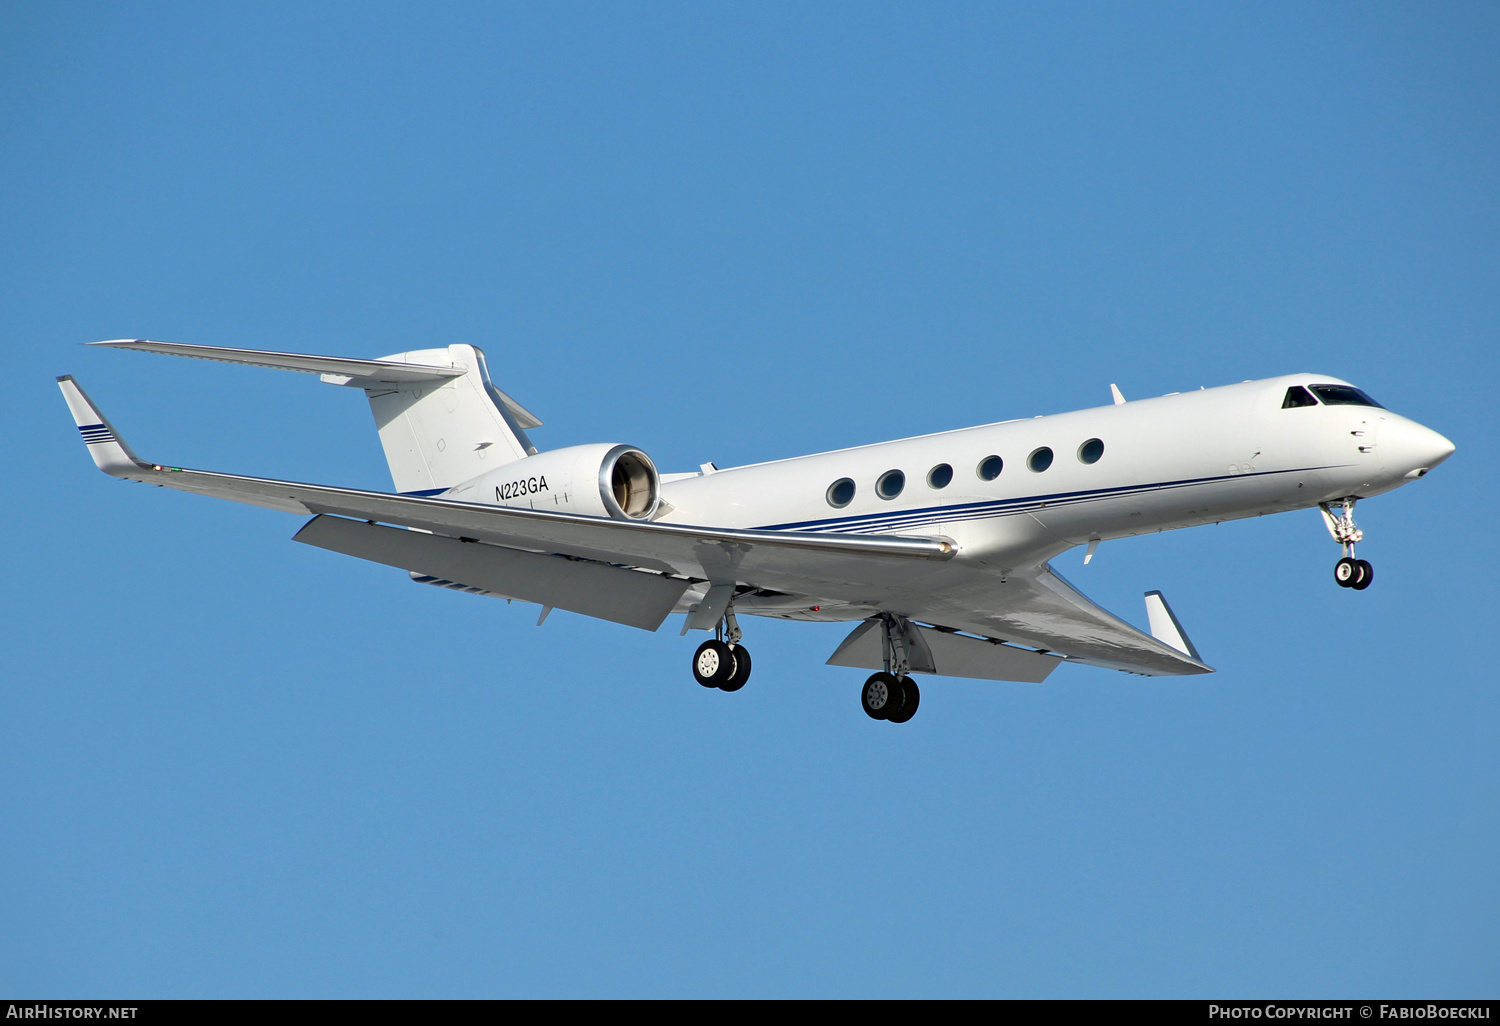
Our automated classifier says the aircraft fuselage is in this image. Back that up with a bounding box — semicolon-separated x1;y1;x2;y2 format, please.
658;374;1453;577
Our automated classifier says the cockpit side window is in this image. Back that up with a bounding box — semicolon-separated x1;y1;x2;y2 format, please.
1310;384;1384;409
1282;385;1319;409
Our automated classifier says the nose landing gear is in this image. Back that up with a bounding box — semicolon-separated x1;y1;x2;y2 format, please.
690;605;752;691
1334;556;1373;589
1322;499;1373;590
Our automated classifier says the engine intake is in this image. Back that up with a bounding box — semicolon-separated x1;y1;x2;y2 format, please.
601;445;659;519
444;442;660;521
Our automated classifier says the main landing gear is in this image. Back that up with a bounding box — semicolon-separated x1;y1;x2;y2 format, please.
1322;498;1374;591
691;606;752;692
862;614;923;724
861;672;920;723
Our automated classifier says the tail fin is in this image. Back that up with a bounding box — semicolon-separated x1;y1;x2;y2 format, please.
366;344;540;494
367;342;543;495
90;339;543;495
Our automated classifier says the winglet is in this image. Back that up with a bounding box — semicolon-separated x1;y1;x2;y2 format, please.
1143;590;1202;661
56;375;150;475
1110;383;1126;405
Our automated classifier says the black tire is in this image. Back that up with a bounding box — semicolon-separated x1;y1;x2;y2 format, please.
861;672;901;720
1334;557;1359;587
720;644;751;691
886;677;921;723
1351;559;1374;590
692;640;737;688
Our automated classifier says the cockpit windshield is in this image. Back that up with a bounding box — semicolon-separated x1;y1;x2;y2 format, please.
1310;384;1384;409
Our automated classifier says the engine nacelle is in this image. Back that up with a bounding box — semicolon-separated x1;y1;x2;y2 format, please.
443;443;661;520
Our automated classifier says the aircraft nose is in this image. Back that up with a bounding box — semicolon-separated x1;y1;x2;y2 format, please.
1380;417;1455;480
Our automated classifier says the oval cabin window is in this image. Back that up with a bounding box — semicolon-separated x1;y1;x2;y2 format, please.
827;478;855;508
876;470;905;500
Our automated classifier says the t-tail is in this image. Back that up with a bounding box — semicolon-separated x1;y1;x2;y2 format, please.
87;339;543;495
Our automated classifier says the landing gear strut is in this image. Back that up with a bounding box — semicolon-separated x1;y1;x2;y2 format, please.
691;605;752;691
1322;499;1373;590
861;614;922;723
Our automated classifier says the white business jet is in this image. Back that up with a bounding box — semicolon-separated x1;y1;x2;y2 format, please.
59;341;1454;723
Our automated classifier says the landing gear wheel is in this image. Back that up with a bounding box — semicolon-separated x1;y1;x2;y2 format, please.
1351;559;1374;590
1334;557;1359;587
693;640;737;688
861;672;901;720
886;677;920;723
720;644;751;691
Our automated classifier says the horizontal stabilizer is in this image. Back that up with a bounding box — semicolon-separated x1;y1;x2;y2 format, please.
826;619;1061;683
93;338;545;435
1144;590;1202;661
294;515;689;631
91;339;466;387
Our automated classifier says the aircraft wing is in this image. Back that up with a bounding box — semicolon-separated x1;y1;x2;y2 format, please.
825;562;1211;680
59;376;957;604
899;566;1213;676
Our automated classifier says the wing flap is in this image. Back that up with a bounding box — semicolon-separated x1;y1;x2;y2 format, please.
826;620;1062;683
294;515;689;630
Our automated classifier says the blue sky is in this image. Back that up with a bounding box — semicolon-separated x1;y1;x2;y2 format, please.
2;1;1496;997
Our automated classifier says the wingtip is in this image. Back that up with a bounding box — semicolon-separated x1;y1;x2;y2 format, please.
87;339;148;348
57;375;148;474
1143;590;1203;663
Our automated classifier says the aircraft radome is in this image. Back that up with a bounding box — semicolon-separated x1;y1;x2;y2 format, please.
59;340;1455;723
